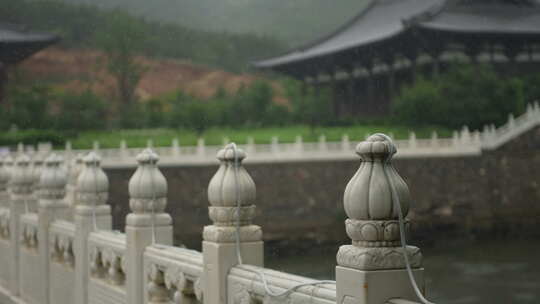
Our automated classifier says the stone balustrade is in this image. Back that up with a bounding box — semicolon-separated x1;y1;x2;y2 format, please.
0;132;443;304
22;102;539;169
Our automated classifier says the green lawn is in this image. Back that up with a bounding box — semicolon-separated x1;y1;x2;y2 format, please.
68;125;452;149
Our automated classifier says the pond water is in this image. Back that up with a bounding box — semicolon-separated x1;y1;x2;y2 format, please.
265;238;540;304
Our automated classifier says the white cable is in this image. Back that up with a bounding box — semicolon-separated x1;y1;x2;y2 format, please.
226;143;336;299
91;160;99;231
374;133;436;304
149;158;157;244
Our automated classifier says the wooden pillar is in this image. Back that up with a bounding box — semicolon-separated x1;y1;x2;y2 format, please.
0;62;6;107
348;71;356;115
366;68;374;109
431;54;440;79
329;71;340;118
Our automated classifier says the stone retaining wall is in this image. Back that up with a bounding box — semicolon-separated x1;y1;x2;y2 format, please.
106;126;540;248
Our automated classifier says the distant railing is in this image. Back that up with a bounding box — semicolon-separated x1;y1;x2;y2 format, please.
20;102;539;168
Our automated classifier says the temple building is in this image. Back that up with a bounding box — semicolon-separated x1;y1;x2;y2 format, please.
0;23;59;105
253;0;540;117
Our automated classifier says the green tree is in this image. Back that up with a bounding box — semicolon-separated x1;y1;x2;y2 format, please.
392;64;528;129
54;90;107;131
96;10;147;107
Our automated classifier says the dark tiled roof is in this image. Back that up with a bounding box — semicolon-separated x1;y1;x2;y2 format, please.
420;2;540;34
0;23;59;64
253;0;540;69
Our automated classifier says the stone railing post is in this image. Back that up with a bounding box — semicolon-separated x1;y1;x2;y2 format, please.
38;154;69;304
74;152;112;304
4;154;14;177
203;146;263;304
66;154;84;218
337;134;424;304
120;140;128;159
127;149;173;304
295;135;303;153
341;134;350;152
30;153;46;213
0;156;9;209
92;141;100;152
8;154;33;295
246;137;256;155
197;138;206;158
318;135;328;151
408;132;417;149
172;138;180;157
271;136;279;154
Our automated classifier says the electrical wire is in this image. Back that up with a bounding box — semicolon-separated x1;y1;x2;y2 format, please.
226;142;336;299
374;133;436;304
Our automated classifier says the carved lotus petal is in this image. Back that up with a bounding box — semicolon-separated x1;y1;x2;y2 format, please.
344;134;410;221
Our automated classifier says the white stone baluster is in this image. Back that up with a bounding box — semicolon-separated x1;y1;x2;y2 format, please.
341;134;350;152
8;154;33;295
0;156;9;209
17;143;24;155
30;154;46;212
473;131;481;145
295;135;303;153
271;136;279;154
452;131;460;147
74;152;112;304
430;131;438;148
408;131;417;149
337;134;423;304
147;139;154;149
172;138;180;157
461;126;471;145
197;138;206;158
318;135;327;151
128;149;173;304
92;141;100;152
4;154;14;176
246;137;255;155
533;101;540;115
120;140;128;159
66;154;84;216
508;113;515;129
204;145;263;304
38;154;69;304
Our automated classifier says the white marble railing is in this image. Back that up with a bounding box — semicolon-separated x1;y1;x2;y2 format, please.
228;264;336;304
19;213;40;304
88;230;127;304
50;220;76;304
6;102;536;304
22;102;533;167
143;244;204;304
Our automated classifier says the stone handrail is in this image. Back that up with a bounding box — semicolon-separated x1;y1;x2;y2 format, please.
0;127;501;304
50;220;76;268
0;209;10;240
143;244;204;303
20;214;39;251
228;264;336;304
88;230;127;288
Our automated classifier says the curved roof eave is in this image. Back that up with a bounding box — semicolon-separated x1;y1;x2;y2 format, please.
252;0;446;69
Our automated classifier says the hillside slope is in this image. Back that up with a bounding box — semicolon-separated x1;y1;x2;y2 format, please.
18;47;284;102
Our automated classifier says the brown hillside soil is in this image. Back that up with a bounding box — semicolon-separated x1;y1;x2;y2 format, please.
18;47;287;104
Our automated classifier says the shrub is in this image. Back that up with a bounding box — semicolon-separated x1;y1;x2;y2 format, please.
53;90;108;131
392;64;528;129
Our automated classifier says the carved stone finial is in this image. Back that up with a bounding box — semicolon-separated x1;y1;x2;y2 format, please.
337;134;422;271
9;154;34;197
31;153;46;193
76;152;109;206
203;144;261;243
0;156;9;193
128;149;167;214
39;154;67;201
